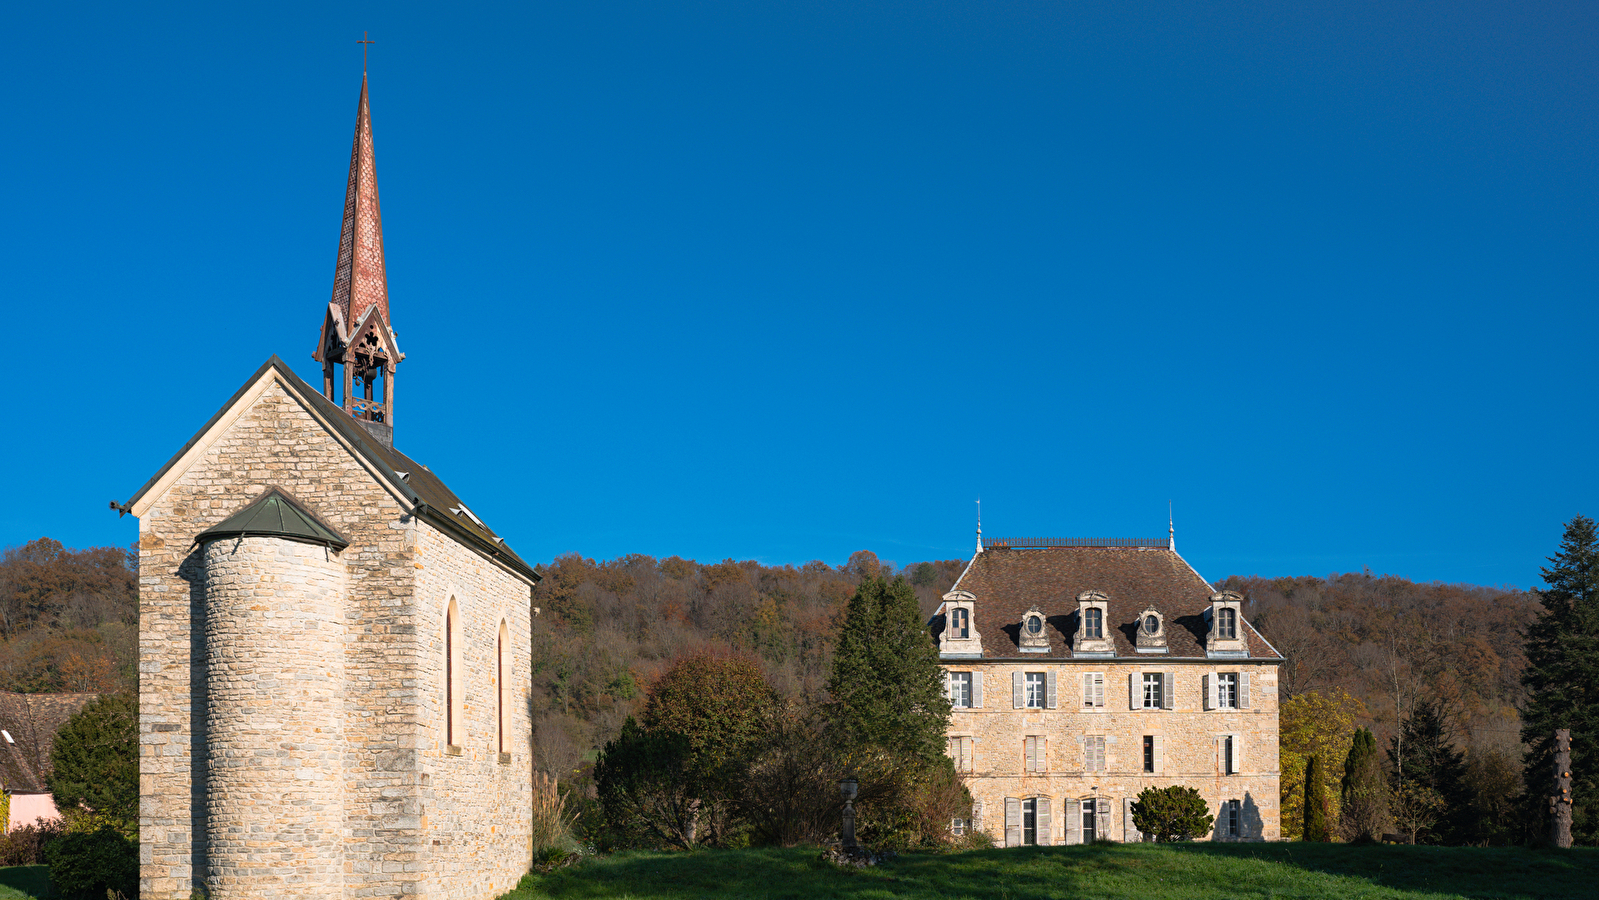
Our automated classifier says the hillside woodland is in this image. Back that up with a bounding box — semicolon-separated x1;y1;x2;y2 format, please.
0;538;1542;843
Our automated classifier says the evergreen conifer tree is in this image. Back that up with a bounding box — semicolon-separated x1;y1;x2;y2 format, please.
1303;755;1331;841
1339;727;1390;842
1521;514;1599;845
825;575;949;764
1389;699;1469;843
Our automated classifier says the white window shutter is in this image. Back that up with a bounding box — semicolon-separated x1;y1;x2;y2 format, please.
1152;734;1164;774
1037;737;1046;772
1005;798;1021;847
1046;671;1058;709
972;671;984;708
1204;673;1216;710
1098;798;1111;831
1024;737;1034;772
1233;733;1244;774
1239;671;1251;709
1013;671;1025;709
961;737;972;772
1129;673;1140;709
1036;797;1053;845
1083;673;1094;707
1125;797;1141;842
1162;671;1176;709
943;670;952;702
1066;798;1081;844
1092;673;1104;707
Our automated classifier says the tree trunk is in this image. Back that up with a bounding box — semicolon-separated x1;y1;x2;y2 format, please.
1552;728;1573;849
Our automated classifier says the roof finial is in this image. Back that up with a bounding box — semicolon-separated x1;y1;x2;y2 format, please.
357;31;375;75
1168;501;1175;552
975;498;983;553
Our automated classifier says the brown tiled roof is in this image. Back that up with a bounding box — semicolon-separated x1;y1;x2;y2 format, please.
0;692;99;793
937;545;1279;660
330;74;389;337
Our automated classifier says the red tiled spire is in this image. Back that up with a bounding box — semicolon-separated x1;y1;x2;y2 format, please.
330;74;389;333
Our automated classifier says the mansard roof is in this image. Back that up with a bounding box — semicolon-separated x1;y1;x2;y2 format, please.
939;541;1279;660
120;356;538;583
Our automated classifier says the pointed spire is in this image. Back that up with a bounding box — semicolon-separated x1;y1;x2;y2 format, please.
330;74;390;335
1169;502;1176;552
975;499;983;553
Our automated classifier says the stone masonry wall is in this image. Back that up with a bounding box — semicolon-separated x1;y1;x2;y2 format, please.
202;537;347;896
414;521;534;900
141;381;436;898
945;660;1280;843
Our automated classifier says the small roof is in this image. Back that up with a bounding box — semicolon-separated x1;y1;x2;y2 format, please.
0;692;100;793
196;488;350;550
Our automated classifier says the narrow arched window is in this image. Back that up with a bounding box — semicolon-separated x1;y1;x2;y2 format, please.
446;597;464;749
951;607;969;640
1084;607;1103;639
497;619;510;755
1218;608;1237;640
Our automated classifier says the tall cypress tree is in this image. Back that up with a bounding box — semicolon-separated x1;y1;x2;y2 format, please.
1303;755;1330;842
1339;727;1391;842
1521;515;1599;845
826;575;949;765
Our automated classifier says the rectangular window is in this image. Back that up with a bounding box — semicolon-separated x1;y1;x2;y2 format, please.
1025;672;1046;709
951;817;969;836
1082;673;1104;708
1217;672;1238;709
1024;735;1048;772
1226;799;1241;836
1081;799;1096;842
1022;798;1037;846
1223;735;1236;774
950;672;973;708
1142;672;1163;709
1143;735;1155;773
949;736;973;773
1085;734;1106;773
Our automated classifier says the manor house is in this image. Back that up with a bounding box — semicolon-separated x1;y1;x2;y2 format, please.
121;75;538;899
935;530;1281;844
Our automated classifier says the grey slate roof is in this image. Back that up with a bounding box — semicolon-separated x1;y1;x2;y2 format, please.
123;356;539;583
0;692;99;794
934;545;1280;660
196;488;350;550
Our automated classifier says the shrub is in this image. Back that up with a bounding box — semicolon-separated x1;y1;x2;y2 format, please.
0;816;65;866
1132;786;1214;842
1304;755;1331;842
48;692;137;826
531;771;581;853
44;825;136;899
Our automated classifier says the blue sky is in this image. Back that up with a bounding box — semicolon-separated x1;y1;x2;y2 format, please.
2;2;1594;589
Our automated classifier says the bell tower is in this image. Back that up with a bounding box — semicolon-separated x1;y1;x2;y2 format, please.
313;73;403;447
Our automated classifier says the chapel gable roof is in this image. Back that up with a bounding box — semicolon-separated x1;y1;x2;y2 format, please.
120;356;538;583
940;542;1279;660
0;692;99;794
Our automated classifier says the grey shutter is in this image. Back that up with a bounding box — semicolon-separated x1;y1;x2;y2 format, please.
1023;737;1034;772
960;737;972;772
1239;671;1251;709
1129;673;1140;709
1046;671;1058;709
1066;799;1082;844
1083;673;1094;707
1094;674;1105;707
943;670;952;702
1162;671;1176;709
1036;797;1052;845
1125;797;1141;842
1152;734;1164;774
1013;671;1025;709
1204;673;1215;710
972;671;984;708
1097;799;1111;834
1005;798;1021;847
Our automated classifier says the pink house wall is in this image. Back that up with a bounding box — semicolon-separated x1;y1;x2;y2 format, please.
8;793;60;831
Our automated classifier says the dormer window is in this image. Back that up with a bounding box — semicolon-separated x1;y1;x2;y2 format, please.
1207;591;1247;656
1072;590;1113;657
951;607;970;640
1142;615;1158;635
1135;605;1168;653
1018;605;1050;652
1217;607;1237;640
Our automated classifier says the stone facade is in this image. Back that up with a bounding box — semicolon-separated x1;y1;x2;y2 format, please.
933;540;1282;844
133;371;536;899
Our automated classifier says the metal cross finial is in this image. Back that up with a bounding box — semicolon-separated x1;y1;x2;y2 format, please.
357;32;375;74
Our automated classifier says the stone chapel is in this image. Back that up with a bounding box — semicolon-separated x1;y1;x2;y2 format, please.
120;75;538;899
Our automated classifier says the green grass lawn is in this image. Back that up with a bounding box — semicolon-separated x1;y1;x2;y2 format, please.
497;843;1599;900
0;866;50;899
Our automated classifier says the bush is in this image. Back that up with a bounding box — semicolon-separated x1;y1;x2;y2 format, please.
44;825;136;899
0;816;64;866
1132;786;1215;842
48;692;137;825
531;771;581;853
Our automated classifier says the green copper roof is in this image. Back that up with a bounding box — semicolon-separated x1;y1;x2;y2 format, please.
196;488;349;551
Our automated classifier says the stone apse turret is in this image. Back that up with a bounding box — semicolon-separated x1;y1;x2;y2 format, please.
121;73;540;900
